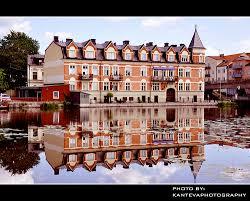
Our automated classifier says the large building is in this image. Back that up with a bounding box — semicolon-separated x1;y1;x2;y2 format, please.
27;54;44;87
44;28;206;103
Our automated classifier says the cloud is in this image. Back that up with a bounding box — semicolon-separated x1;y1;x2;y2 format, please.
141;17;183;28
0;17;32;36
45;31;73;41
0;167;34;184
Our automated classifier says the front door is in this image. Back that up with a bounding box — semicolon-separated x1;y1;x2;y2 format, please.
154;95;158;103
166;88;175;102
142;96;146;103
193;95;197;102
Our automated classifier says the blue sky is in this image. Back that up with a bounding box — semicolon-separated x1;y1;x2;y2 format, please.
1;17;250;56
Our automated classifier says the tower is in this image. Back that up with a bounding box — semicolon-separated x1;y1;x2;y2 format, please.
188;25;206;64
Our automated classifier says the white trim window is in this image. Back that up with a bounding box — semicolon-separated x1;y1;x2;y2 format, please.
178;133;183;143
104;66;109;76
69;154;77;162
178;82;183;91
92;82;99;91
153;149;159;156
180;147;188;154
86;153;95;161
112;136;119;146
125;151;131;159
153;51;160;61
168;148;174;156
106;47;116;60
53;111;60;124
92;137;99;148
184;132;191;142
82;65;89;75
112;82;118;91
112;66;119;76
178;68;184;77
69;138;76;148
125;66;132;76
199;54;204;63
53;91;59;99
140;67;147;76
168;52;175;62
140;150;147;157
140;134;147;145
125;134;132;145
181;51;189;62
69;78;76;91
103;82;109;91
125;49;132;60
185;82;190;91
185;68;191;77
141;82;146;91
92;65;99;76
103;136;110;147
141;50;147;61
85;46;95;59
125;82;131;91
82;82;89;91
82;136;89;148
106;152;115;159
69;65;76;75
199;82;203;91
69;47;76;58
198;132;204;142
152;83;160;91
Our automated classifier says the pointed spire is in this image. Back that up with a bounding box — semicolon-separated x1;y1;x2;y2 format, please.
189;25;205;49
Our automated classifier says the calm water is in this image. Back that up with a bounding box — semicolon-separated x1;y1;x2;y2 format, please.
0;106;250;184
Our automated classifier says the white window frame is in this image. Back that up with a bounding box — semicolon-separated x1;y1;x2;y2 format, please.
125;66;132;76
178;68;184;77
85;46;95;59
125;82;131;91
92;65;99;76
140;67;147;76
53;91;59;99
69;65;76;75
141;51;147;61
69;47;76;58
141;82;146;91
103;82;109;91
86;153;95;161
103;66;110;76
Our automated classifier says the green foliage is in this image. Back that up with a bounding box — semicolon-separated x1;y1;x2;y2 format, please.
0;68;9;92
0;30;40;89
63;93;73;108
40;102;59;111
107;92;113;97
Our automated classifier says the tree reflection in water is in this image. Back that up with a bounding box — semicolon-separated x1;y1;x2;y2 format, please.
0;138;40;175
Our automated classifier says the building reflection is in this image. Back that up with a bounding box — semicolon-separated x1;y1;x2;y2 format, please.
31;107;206;183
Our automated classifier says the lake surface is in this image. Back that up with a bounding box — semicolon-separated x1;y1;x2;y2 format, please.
0;106;250;184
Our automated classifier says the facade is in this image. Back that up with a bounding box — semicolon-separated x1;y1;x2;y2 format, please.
44;28;206;103
27;54;44;87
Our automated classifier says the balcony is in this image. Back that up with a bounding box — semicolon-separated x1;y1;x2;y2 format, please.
205;73;210;77
232;73;242;78
109;74;123;81
232;65;243;69
79;74;93;80
151;76;177;82
205;65;211;70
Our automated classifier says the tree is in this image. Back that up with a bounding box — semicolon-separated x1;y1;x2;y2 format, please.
0;68;9;92
0;30;40;89
107;92;113;103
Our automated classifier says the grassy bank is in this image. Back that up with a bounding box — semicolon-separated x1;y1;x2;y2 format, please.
217;101;238;108
40;102;61;111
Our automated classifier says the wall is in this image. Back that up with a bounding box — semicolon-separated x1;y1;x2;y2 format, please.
41;84;70;102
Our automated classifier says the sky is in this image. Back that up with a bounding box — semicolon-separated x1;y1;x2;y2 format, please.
1;16;250;56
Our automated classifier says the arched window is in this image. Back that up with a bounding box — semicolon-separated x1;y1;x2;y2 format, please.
141;79;147;91
69;46;76;58
168;51;175;62
199;54;204;63
85;46;95;59
153;51;160;61
106;47;116;60
69;77;76;91
181;51;189;62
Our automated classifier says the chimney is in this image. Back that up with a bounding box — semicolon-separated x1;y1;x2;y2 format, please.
54;36;59;42
91;39;96;45
220;54;224;57
146;42;153;47
164;43;169;47
180;43;185;46
123;40;130;45
114;42;116;46
171;44;177;47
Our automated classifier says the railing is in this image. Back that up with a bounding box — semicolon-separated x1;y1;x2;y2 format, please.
232;73;242;78
151;76;177;82
109;74;123;81
232;65;243;69
79;74;93;80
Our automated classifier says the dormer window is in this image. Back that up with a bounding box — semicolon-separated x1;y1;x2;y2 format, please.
69;47;76;58
168;52;175;62
141;50;147;61
153;51;160;61
106;47;116;60
181;51;189;62
125;49;131;60
85;46;95;59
